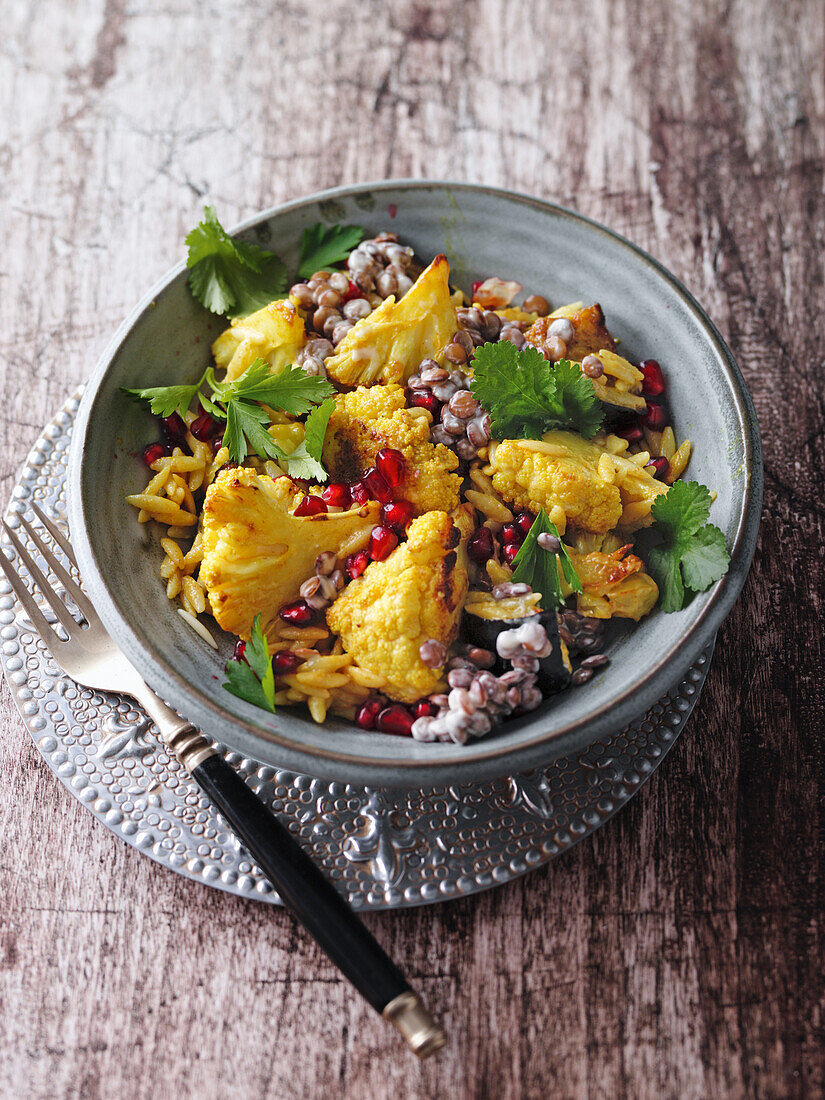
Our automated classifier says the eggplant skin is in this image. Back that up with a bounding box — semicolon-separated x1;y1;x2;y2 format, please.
464;607;572;694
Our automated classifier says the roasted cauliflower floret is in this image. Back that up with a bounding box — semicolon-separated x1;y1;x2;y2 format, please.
490;431;669;533
491;433;623;533
212;299;305;382
200;469;379;640
323;255;456;387
567;545;659;621
326;512;469;703
323;385;461;515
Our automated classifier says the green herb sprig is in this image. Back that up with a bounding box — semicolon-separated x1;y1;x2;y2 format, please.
470;342;604;440
511;509;582;610
646;481;730;611
223;614;275;712
123;358;335;475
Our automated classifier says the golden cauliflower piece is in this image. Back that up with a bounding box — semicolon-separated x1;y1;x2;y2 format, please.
567;546;659;621
212;299;305;382
491;433;623;533
323;255;456;387
200;469;379;640
323;385;461;515
326;512;469;703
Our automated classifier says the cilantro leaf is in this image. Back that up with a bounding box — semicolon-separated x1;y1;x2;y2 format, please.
297;223;364;279
223;360;335;414
278;397;336;482
223;614;275;712
470;343;604;440
679;525;730;591
223;400;284;465
185;205;288;317
122;382;203;419
647;544;685;613
511;509;581;610
646;481;730;611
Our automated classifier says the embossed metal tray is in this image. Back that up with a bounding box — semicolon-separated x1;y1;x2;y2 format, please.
0;393;712;910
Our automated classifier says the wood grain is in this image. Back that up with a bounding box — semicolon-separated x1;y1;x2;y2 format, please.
1;0;823;1097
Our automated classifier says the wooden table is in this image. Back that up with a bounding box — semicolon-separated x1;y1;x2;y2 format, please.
1;2;822;1097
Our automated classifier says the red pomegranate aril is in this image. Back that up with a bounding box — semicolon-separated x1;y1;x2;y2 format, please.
160;412;187;444
233;639;247;662
322;482;351;508
355;698;385;730
279;599;317;626
516;511;536;536
643;401;667;431
414;700;437;719
467;526;494;564
646;456;670;480
381;500;414;533
502;543;521;564
362;467;393;503
616;423;644;443
345;550;370;579
640;359;666;396
376;705;414;736
343;280;362;301
294;495;328;517
409;390;441;416
500;522;521;546
211;434;225;454
273;650;302;676
369;525;398;561
350;480;371;506
141;442;168;467
190;410;219;441
375;448;406;488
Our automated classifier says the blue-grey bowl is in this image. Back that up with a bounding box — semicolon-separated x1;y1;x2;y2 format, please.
67;181;762;788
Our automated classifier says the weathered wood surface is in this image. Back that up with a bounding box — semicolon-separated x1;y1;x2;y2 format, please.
1;1;823;1097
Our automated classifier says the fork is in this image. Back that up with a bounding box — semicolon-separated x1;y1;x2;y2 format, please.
0;503;445;1059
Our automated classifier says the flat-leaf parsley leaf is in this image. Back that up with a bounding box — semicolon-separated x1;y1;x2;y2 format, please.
511;509;582;610
646;480;730;611
223;614;275;712
297;223;365;279
470;342;604;440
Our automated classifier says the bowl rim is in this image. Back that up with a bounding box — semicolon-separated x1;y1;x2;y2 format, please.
68;179;763;784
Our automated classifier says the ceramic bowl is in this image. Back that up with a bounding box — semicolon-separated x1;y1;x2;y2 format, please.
67;181;762;787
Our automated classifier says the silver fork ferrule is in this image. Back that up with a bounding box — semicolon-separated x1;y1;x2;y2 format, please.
162;724;218;772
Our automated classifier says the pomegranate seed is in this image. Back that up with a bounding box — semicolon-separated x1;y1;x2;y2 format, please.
502;543;520;564
375;448;406;488
640;359;665;396
350;480;371;506
345;550;370;579
355;697;385;730
343;280;362;301
376;705;414;736
616;423;644;443
369;525;398;562
646;456;670;480
643;401;667;431
471;279;483;298
233;640;247;662
516;511;536;536
500;522;521;546
273;650;302;676
414;700;437;719
294;495;328;517
190;410;219;441
467;526;494;564
362;467;393;503
141;442;168;467
322;482;351;508
409;391;441;416
160;412;187;445
211;434;225;453
381;500;414;533
279;599;317;626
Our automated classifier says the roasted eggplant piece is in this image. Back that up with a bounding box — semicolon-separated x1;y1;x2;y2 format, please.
463;597;572;694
